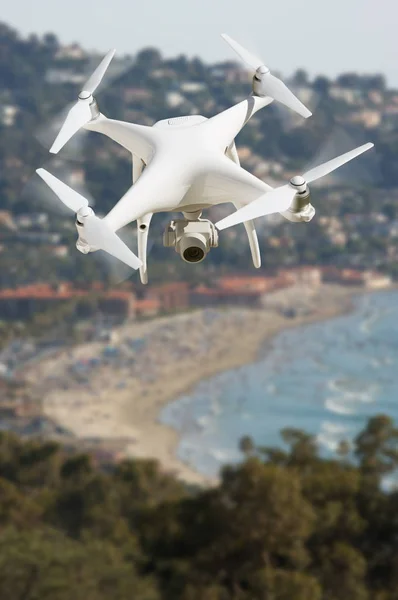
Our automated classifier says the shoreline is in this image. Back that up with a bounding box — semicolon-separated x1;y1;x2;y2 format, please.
21;283;389;487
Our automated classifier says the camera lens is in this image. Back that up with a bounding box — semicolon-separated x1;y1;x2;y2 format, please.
183;246;205;263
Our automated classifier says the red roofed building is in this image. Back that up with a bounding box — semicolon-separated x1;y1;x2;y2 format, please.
190;274;291;308
135;297;161;318
0;282;137;320
322;267;391;288
279;267;322;287
145;282;190;312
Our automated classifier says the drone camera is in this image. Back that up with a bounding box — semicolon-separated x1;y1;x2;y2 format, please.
163;218;218;264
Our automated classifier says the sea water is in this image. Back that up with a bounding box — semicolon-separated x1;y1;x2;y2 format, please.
160;289;398;480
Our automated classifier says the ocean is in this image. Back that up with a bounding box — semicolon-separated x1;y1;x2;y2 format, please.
160;289;398;482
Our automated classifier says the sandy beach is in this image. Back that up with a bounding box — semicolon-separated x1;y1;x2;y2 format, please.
22;283;366;486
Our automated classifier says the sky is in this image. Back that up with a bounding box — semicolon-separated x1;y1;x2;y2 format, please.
2;0;398;86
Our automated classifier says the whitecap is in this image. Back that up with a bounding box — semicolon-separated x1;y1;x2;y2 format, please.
320;421;351;435
196;416;211;428
327;378;378;405
208;448;241;463
325;398;356;415
209;402;222;416
381;474;398;492
317;432;341;452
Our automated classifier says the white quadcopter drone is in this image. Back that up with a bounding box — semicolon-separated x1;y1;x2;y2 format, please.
36;34;374;284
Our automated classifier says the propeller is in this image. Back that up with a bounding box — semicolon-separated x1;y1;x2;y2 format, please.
302;126;382;187
37;54;135;160
215;143;374;230
35;168;142;271
49;49;116;154
221;33;312;119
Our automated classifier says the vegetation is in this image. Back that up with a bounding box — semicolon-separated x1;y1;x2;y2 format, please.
0;415;396;598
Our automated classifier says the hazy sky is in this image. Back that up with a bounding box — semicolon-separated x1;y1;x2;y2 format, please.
2;0;398;86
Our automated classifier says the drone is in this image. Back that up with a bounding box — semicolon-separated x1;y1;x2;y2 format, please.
36;34;374;284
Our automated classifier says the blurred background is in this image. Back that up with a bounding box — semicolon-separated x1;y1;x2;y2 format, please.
0;1;398;598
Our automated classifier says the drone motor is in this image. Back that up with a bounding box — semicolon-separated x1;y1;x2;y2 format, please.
281;176;316;223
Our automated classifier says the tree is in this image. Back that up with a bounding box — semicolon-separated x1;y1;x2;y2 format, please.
317;542;369;600
0;527;160;600
291;69;309;87
354;415;398;478
313;76;330;96
238;435;255;457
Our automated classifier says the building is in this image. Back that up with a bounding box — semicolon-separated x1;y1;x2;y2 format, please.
322;267;391;288
123;87;153;103
362;271;392;289
145;282;190;312
190;275;291;308
0;283;137;320
279;267;322;287
135;297;161;318
55;44;86;60
191;284;264;307
0;211;16;230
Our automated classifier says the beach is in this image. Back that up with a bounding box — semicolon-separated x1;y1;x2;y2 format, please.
22;283;364;486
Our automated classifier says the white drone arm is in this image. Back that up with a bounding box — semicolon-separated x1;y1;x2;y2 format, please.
85;115;157;164
204;95;273;151
103;156;190;232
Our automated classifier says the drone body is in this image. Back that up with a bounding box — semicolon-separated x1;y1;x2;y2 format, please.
36;34;374;284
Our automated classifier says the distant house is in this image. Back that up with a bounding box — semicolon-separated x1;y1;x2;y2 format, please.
135;297;160;318
45;69;86;85
180;81;207;94
50;245;69;258
15;213;48;229
0;211;16;230
381;105;398;130
322;267;391;288
368;90;384;105
329;86;362;105
344;109;382;128
166;91;185;108
145;282;190;312
280;267;322;287
209;63;250;84
0;283;137;320
55;44;86;60
190;275;290;308
362;271;392;289
0;104;18;126
150;68;178;80
123;88;153;103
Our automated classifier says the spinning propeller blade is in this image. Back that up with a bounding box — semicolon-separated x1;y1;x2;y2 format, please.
84;216;142;270
50;49;116;154
221;33;264;71
83;49;116;95
302;143;374;183
216;185;295;230
221;34;312;119
36;169;142;271
215;143;374;230
36;168;89;213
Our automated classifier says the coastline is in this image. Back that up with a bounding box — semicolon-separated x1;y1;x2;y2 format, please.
22;283;378;487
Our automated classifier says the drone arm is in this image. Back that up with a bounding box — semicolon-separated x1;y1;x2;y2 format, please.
232;200;261;268
201;156;273;201
131;154;153;284
84;115;157;163
103;157;189;232
203;94;273;150
224;144;261;268
137;213;153;284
